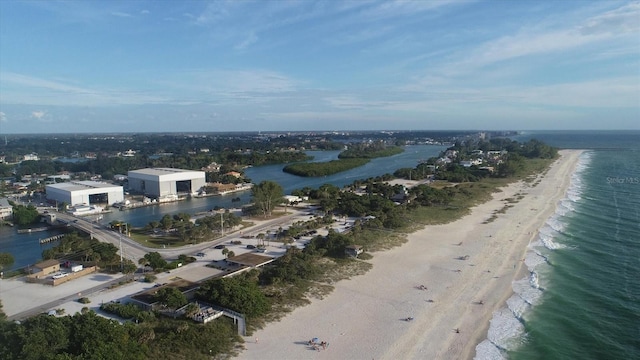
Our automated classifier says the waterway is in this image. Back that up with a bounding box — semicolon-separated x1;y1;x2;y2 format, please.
0;145;446;271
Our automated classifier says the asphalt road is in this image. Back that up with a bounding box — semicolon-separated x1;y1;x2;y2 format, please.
7;206;318;322
7;275;130;322
51;209;304;261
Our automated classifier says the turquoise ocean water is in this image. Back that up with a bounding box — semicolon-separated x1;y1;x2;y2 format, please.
476;131;640;360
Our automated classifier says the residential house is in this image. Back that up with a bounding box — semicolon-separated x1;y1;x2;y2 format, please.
0;198;12;219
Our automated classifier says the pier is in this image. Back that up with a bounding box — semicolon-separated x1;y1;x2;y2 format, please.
39;234;65;244
17;227;49;234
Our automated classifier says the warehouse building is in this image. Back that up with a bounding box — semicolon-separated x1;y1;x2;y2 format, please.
127;168;206;199
45;181;124;206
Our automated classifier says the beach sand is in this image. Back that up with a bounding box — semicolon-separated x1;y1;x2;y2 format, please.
238;149;583;360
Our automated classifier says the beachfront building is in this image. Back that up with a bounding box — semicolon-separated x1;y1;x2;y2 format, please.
45;181;124;207
345;245;364;258
30;259;60;275
127;168;206;200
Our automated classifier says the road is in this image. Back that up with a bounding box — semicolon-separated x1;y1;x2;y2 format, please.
4;206;327;322
51;208;306;262
6;275;130;321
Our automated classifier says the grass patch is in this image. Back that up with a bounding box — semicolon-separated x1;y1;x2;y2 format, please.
353;227;408;252
483;214;498;224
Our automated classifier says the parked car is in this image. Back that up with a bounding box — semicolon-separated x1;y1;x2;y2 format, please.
246;244;256;249
196;252;206;257
214;244;226;249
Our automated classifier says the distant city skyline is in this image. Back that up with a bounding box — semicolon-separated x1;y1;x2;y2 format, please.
0;0;638;134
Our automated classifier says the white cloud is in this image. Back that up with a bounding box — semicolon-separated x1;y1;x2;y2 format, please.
0;72;176;106
442;2;640;74
0;112;6;122
195;0;235;25
235;32;259;50
357;0;457;22
31;110;47;119
161;69;301;96
580;2;640;35
140;9;150;15
110;11;132;18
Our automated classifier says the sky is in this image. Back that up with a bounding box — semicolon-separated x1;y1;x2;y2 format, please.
0;0;638;134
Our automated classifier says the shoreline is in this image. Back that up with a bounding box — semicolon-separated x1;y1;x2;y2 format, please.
238;149;583;360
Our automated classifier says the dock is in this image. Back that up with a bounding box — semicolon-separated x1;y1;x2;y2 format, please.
17;227;49;234
40;234;65;244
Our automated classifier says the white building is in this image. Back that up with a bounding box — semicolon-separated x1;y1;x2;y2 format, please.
23;153;39;161
127;168;206;199
46;181;124;206
0;198;12;219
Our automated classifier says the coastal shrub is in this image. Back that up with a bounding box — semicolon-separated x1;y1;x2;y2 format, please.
11;204;41;225
78;297;91;304
100;302;143;319
197;271;270;318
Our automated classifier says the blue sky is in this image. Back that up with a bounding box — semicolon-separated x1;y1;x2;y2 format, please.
0;0;638;134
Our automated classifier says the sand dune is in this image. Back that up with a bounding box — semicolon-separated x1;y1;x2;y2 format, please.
239;150;582;360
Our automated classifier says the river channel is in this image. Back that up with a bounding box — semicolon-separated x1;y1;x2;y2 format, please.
0;145;446;271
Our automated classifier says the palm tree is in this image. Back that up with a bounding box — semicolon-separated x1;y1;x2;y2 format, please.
84;248;93;262
257;233;265;247
138;257;149;274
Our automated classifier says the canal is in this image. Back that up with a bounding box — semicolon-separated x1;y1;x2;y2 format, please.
0;145;446;271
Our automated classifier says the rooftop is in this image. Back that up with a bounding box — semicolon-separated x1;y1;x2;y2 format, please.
226;253;275;267
34;259;60;269
46;181;121;191
128;168;203;176
131;279;200;305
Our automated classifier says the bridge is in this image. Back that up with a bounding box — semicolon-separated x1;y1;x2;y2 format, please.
47;212;148;264
42;209;303;263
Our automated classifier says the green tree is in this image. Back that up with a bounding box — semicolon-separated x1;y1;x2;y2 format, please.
12;204;40;225
160;214;174;231
143;252;168;271
197;271;270;318
0;253;14;273
15;313;71;359
0;300;6;321
251;180;284;217
155;287;187;310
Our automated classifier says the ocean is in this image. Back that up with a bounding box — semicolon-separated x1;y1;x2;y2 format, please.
476;131;640;360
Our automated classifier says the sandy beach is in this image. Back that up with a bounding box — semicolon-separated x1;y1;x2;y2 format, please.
239;149;583;360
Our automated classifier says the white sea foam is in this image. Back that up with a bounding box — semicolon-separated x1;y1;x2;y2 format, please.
524;250;547;268
545;216;565;233
474;339;506;360
539;231;565;250
487;307;526;350
478;151;593;358
558;199;575;214
564;152;591;204
506;293;530;319
513;276;543;306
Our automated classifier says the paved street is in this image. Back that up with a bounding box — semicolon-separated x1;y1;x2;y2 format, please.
1;206;325;321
